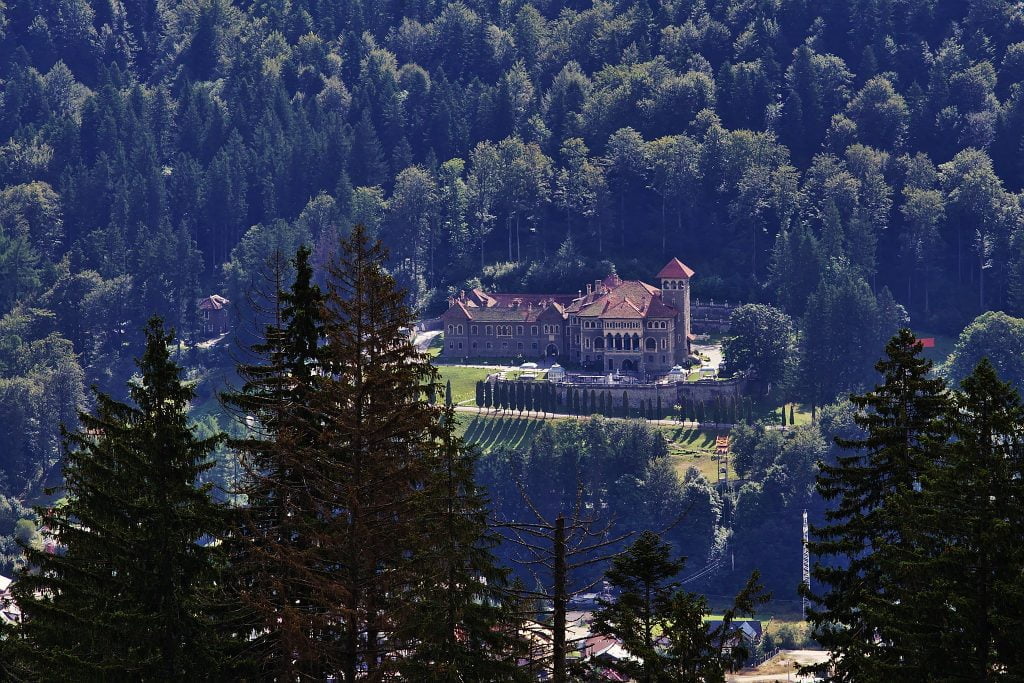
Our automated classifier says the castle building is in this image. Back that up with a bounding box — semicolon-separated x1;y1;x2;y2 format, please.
440;258;694;375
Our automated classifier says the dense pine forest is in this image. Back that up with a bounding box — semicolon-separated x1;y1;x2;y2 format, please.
2;0;1024;676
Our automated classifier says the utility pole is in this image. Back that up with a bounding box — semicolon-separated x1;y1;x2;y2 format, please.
802;509;810;621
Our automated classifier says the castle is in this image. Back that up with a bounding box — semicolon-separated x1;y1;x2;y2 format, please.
440;258;694;376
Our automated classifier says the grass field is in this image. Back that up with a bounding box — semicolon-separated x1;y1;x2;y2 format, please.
456;415;544;451
436;366;493;404
436;366;550;405
456;412;736;482
659;425;736;481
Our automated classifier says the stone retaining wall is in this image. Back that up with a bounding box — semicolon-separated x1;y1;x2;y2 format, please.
553;377;746;407
690;300;738;334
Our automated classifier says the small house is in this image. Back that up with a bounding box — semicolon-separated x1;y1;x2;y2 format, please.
197;295;231;335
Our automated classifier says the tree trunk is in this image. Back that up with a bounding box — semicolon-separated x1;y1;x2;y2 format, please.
553;516;567;683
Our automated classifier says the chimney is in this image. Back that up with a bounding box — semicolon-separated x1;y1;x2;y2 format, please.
459;290;466;302
586;283;592;295
595;279;602;294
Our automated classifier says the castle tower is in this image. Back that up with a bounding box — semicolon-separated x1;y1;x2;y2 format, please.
656;257;695;364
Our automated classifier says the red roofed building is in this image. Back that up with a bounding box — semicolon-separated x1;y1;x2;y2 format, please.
441;259;694;375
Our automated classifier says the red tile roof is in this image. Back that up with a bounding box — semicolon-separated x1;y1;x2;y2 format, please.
656;258;695;279
571;279;675;319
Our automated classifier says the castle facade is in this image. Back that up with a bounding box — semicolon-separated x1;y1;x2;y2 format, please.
440;258;694;375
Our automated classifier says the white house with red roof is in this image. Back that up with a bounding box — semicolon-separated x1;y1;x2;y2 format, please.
440;259;694;376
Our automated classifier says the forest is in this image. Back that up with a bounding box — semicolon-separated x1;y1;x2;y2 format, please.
1;0;1024;671
0;0;1021;506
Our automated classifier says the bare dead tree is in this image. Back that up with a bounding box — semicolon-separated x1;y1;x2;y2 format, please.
496;480;633;683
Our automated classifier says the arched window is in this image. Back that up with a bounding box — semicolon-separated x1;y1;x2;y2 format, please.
646;337;657;350
632;333;640;350
614;333;622;350
594;336;604;349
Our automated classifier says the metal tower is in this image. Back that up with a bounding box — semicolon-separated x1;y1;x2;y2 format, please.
802;509;810;621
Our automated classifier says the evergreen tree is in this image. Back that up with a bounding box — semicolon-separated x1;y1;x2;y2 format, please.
591;531;683;682
592;532;770;682
805;329;951;680
900;359;1024;678
399;405;529;680
310;224;452;679
445;379;453;407
219;247;328;679
476;380;484;412
10;318;227;680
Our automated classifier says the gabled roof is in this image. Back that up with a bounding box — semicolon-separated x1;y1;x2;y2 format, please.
198;294;230;311
656;258;695;279
571;279;675;319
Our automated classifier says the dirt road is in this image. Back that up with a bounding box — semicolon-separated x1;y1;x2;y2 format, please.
727;650;829;682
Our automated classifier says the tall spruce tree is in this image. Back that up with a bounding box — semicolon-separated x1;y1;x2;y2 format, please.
805;329;951;680
9;318;227;680
398;407;530;681
219;246;329;679
591;531;683;682
314;224;516;680
901;358;1024;678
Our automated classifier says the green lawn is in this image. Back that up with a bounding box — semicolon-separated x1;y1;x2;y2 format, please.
456;414;544;451
457;412;738;481
659;425;736;482
436;366;550;405
436;366;493;404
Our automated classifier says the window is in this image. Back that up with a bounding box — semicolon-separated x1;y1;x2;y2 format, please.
448;342;453;349
471;325;478;334
486;342;493;349
457;324;463;335
570;316;577;324
517;325;523;335
502;342;508;349
472;342;478;349
648;355;654;362
532;342;538;349
584;337;591;349
531;325;538;335
448;324;454;334
517;342;523;350
486;325;493;335
661;338;668;350
458;342;463;350
498;325;512;336
662;355;666;363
